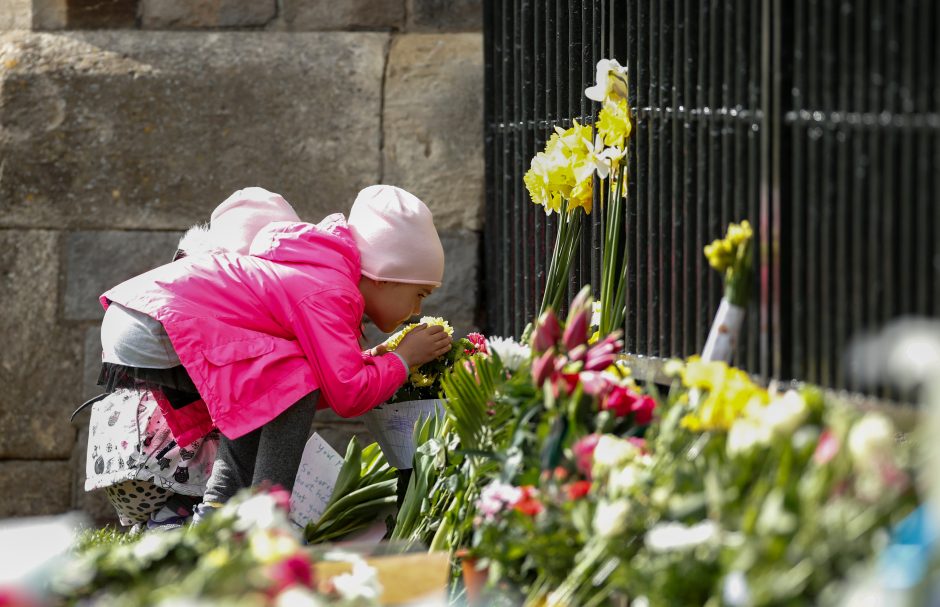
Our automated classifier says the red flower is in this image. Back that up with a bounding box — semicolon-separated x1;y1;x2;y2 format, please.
268;553;315;595
466;332;488;354
631;395;656;425
566;480;592;500
513;485;544;516
603;387;656;425
603;386;638;417
572;433;601;478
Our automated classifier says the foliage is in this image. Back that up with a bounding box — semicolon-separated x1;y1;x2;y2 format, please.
304;436;397;544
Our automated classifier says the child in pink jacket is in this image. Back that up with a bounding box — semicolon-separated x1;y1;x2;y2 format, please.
96;184;451;520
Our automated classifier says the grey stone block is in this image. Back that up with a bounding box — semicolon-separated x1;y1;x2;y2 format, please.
64;230;183;321
383;34;484;232
311;408;374;453
281;0;404;31
407;0;481;32
66;0;139;29
0;460;72;517
71;425;119;525
0;0;32;30
141;0;276;29
0;31;386;230
0;229;83;459
83;324;103;401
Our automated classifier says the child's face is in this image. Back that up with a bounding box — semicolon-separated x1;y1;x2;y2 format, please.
361;280;436;333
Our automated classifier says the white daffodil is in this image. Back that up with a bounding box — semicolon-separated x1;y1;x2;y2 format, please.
585;58;629;102
645;520;719;553
848;412;896;471
593;499;631;538
581;133;623;180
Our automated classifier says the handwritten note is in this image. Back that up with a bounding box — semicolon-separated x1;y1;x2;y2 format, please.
289;433;344;527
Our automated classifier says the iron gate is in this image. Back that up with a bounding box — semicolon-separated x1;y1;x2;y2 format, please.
482;0;940;392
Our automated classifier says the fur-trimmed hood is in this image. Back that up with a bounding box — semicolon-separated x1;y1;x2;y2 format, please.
175;223;225;258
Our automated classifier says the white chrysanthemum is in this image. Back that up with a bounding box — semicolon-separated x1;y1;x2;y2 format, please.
486;336;531;372
645;520;719;553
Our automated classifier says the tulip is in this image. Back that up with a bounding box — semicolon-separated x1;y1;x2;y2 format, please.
563;308;590;350
532;310;561;352
531;349;556;386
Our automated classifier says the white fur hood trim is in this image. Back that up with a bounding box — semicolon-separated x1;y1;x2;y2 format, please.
177;223;225;256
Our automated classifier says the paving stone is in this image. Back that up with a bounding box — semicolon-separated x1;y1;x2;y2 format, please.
140;0;276;29
383;34;484;231
407;0;481;32
63;230;183;321
0;229;83;459
280;0;404;31
0;460;72;517
0;31;386;230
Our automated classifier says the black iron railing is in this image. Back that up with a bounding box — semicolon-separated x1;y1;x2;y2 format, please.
482;0;940;392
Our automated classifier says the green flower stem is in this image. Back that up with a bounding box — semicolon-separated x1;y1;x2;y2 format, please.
600;161;627;336
540;200;584;316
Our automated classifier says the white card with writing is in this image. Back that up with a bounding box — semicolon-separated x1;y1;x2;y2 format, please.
289;433;344;527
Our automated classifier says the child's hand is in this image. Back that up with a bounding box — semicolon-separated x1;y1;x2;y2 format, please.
394;324;452;367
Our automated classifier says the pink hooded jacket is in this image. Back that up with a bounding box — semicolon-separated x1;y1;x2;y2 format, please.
100;214;408;446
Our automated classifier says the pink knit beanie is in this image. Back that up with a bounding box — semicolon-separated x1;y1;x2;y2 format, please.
347;185;445;287
209;187;301;255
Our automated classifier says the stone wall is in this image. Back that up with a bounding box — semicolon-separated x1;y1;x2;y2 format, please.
0;0;483;522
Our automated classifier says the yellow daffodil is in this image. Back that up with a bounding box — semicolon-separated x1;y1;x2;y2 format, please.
680;357;769;431
597;98;632;146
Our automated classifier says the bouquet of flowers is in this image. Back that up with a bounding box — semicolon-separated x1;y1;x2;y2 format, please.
53;487;383;607
524;58;633;338
701;220;754;362
383;316;477;403
362;318;481;470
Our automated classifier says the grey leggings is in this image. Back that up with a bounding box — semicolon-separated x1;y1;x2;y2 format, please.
202;391;319;504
